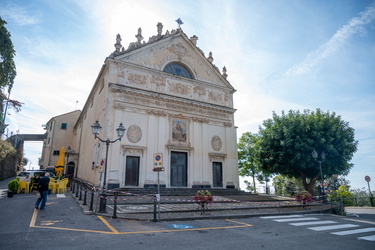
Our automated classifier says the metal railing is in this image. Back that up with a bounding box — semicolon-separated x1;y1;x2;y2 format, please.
68;178;330;221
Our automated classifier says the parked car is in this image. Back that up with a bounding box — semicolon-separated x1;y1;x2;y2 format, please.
18;170;56;178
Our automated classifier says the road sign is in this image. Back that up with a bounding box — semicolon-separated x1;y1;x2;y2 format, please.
154;153;163;167
365;176;371;182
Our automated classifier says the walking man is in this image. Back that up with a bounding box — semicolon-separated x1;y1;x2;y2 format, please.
35;172;50;210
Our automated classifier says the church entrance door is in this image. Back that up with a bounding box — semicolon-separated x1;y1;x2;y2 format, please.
125;156;139;186
212;162;223;187
170;151;187;187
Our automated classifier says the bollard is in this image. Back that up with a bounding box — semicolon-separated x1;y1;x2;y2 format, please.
75;184;79;197
83;189;87;205
72;182;76;193
98;192;107;213
112;192;118;219
89;190;94;211
79;186;83;201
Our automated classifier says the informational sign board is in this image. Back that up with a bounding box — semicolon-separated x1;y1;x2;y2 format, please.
365;176;371;182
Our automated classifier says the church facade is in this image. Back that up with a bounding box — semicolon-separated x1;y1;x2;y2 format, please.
44;22;239;190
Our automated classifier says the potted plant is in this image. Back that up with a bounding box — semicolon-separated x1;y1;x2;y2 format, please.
193;190;213;214
295;190;312;209
7;178;19;198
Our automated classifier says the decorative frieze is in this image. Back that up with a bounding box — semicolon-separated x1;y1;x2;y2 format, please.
193;85;206;96
150;75;166;88
192;117;209;123
208;90;224;104
168;81;191;96
114;102;127;110
146;109;167;117
111;85;235;120
127;73;148;87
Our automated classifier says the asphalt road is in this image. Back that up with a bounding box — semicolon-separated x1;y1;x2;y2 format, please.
1;189;374;250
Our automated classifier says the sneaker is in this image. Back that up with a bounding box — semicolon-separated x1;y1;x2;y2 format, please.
35;206;38;210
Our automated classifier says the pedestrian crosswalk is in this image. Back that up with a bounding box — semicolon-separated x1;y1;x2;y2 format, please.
260;215;375;242
0;189;7;199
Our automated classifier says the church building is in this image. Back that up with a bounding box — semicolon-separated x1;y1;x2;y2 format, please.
42;22;239;190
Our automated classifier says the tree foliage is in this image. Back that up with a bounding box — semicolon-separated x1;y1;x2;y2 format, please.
238;132;262;193
0;138;16;161
273;175;303;196
0;17;22;135
0;17;16;91
258;109;358;195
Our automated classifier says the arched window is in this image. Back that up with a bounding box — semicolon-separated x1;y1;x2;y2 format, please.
163;63;193;79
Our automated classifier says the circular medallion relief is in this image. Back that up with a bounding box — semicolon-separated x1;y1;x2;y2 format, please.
211;136;222;151
126;125;142;143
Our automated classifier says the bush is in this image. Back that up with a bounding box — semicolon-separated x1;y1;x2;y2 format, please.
0;139;17;161
8;178;19;192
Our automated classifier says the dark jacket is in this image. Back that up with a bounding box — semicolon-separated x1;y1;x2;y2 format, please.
37;176;50;192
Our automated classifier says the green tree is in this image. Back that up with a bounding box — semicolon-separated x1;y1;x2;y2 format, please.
238;132;262;193
325;176;351;191
273;175;303;196
257;173;272;194
22;157;29;167
258;109;358;195
1;17;21;135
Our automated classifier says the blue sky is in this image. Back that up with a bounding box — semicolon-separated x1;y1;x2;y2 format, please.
1;0;374;190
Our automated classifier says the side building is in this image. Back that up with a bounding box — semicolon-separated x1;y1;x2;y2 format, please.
42;23;239;190
40;110;80;177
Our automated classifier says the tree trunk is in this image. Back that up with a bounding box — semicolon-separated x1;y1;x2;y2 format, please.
300;171;318;195
252;174;256;193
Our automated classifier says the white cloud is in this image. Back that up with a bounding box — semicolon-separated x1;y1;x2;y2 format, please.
0;3;40;26
287;2;375;75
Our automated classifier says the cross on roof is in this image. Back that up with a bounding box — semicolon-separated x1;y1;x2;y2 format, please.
175;18;184;29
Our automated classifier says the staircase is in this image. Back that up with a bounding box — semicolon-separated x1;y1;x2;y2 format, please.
115;187;251;196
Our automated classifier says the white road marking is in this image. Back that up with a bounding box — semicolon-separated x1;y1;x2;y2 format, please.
308;224;359;231
290;220;338;226
331;227;375;236
260;215;303;219
274;217;319;222
358;235;375;241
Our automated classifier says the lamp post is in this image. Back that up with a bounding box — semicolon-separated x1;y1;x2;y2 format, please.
312;149;326;201
91;120;126;213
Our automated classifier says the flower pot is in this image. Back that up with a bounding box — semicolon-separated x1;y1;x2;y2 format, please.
7;191;14;198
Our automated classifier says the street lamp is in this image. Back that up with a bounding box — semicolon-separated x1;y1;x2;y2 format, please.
91;120;126;213
312;149;326;201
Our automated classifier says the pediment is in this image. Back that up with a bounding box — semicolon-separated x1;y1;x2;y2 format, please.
112;30;234;92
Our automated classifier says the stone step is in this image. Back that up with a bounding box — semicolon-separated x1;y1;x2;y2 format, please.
114;187;250;196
